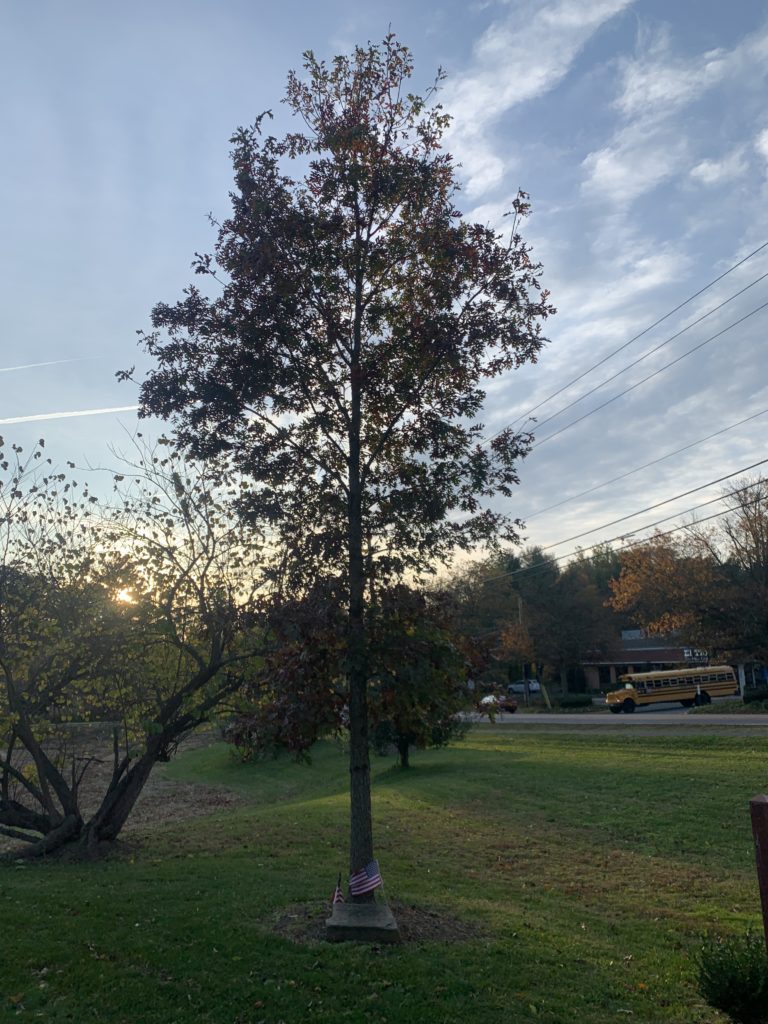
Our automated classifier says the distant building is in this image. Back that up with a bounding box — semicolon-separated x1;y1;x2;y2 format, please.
582;630;708;691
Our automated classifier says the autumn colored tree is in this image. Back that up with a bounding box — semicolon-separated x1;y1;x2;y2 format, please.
126;36;553;889
0;438;266;858
608;534;711;641
611;481;768;661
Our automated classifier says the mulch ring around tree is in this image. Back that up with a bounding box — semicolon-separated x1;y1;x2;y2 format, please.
271;900;486;944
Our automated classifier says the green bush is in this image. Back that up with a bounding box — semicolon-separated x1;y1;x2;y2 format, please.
743;700;768;712
555;693;593;709
690;699;768;715
697;931;768;1024
744;688;768;705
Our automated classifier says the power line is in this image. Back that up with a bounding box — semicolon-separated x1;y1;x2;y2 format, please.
548;475;768;557
523;407;768;520
528;269;768;436
480;459;768;584
531;299;768;450
536;456;768;554
481;498;758;586
484;238;768;443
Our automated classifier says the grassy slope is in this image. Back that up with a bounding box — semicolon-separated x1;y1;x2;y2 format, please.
2;728;766;1023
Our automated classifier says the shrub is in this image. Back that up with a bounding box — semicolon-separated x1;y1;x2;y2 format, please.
697;931;768;1024
744;688;768;705
555;694;593;709
690;699;768;715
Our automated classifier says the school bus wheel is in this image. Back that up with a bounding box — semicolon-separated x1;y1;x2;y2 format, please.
622;698;636;713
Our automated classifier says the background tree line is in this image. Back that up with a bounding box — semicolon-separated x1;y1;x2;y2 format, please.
444;476;768;691
445;544;623;693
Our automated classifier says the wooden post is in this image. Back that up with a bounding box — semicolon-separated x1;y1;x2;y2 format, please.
749;795;768;954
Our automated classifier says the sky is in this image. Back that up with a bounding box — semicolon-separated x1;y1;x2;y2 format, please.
1;0;767;566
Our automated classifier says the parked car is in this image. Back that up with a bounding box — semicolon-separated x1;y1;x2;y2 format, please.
478;693;518;713
508;679;540;694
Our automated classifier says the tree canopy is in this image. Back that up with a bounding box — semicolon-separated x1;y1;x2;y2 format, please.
226;583;473;770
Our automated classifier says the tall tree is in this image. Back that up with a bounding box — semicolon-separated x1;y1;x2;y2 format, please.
608;534;712;642
126;36;553;890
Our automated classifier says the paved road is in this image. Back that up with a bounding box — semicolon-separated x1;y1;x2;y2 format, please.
470;706;768;728
462;700;768;724
488;713;768;727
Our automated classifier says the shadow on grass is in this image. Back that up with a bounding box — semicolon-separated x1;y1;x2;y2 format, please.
165;732;764;878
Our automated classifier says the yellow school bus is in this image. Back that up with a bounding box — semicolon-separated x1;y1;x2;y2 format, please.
606;665;738;713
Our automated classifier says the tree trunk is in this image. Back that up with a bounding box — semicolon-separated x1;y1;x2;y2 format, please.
82;753;157;846
397;738;410;769
347;232;375;902
1;813;81;861
2;752;159;861
347;443;374;900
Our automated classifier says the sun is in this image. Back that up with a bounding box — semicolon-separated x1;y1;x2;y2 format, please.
114;587;135;604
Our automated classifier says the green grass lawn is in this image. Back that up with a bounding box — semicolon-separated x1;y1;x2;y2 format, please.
2;728;767;1023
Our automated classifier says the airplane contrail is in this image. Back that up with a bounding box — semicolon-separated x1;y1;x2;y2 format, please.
0;357;92;374
0;405;139;425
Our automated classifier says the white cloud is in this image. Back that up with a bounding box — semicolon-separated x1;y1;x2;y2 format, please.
616;31;729;119
581;22;768;207
443;0;632;197
690;149;748;186
756;128;768;163
565;247;687;320
582;131;687;204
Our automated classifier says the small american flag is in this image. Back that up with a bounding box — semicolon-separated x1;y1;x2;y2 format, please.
349;859;382;896
332;873;345;905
